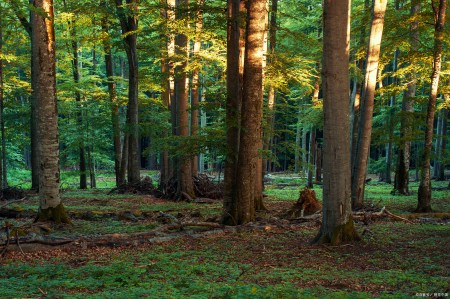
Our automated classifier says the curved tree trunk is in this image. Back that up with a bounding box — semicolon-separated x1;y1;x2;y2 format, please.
417;0;446;212
314;0;359;245
33;0;69;223
351;0;388;209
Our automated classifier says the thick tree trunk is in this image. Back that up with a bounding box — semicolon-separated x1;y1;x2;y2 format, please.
119;134;128;185
417;0;446;212
351;0;388;209
394;0;419;195
33;0;69;223
222;0;242;224
233;0;266;224
314;0;359;245
116;0;140;184
102;18;122;187
175;0;195;199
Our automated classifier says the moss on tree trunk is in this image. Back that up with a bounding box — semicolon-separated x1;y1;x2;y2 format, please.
36;203;71;224
314;217;360;245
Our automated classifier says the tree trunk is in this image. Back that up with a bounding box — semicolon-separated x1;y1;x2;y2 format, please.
115;0;140;184
233;0;266;224
351;0;388;209
101;17;122;187
434;111;443;178
190;0;204;176
417;0;446;212
33;0;69;223
119;134;128;185
175;0;195;199
222;0;242;224
0;16;4;189
65;9;87;189
307;128;316;188
88;145;96;188
314;0;360;245
437;106;448;181
394;0;419;195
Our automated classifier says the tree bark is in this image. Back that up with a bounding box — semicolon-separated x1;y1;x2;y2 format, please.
175;0;195;199
351;0;388;209
115;0;140;184
314;0;359;245
33;0;69;223
307;128;316;188
417;0;446;212
222;0;242;224
233;0;266;224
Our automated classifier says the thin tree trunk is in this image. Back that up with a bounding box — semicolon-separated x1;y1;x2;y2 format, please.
314;0;359;245
437;107;448;181
0;16;4;189
351;0;388;209
101;17;122;187
119;134;128;184
434;111;442;178
307;128;316;188
190;0;204;176
88;145;96;188
33;0;69;223
115;0;140;184
417;0;446;212
394;0;419;195
65;8;87;189
175;0;195;199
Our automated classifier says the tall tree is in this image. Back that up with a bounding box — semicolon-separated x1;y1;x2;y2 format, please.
64;1;87;189
0;8;4;189
417;0;446;212
115;0;140;183
190;0;204;176
394;0;420;195
101;14;122;187
33;0;69;223
351;0;388;209
222;0;241;224
175;0;195;199
314;0;360;244
232;0;266;224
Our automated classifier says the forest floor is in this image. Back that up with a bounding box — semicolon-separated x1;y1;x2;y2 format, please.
0;176;449;298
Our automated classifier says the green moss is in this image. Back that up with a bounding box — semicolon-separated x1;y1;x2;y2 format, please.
36;203;71;224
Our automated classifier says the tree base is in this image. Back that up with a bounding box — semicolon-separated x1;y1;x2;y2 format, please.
36;203;71;224
313;217;361;245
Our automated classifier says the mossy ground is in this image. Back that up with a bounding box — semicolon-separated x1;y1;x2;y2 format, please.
0;173;449;298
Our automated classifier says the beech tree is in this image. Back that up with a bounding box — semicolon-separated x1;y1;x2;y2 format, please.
351;0;388;209
417;0;446;212
314;0;360;245
33;0;69;223
115;0;140;184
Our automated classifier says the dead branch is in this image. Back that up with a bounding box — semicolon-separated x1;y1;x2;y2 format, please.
0;198;26;209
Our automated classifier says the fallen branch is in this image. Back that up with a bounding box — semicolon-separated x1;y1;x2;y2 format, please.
0;198;26;209
384;208;414;224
